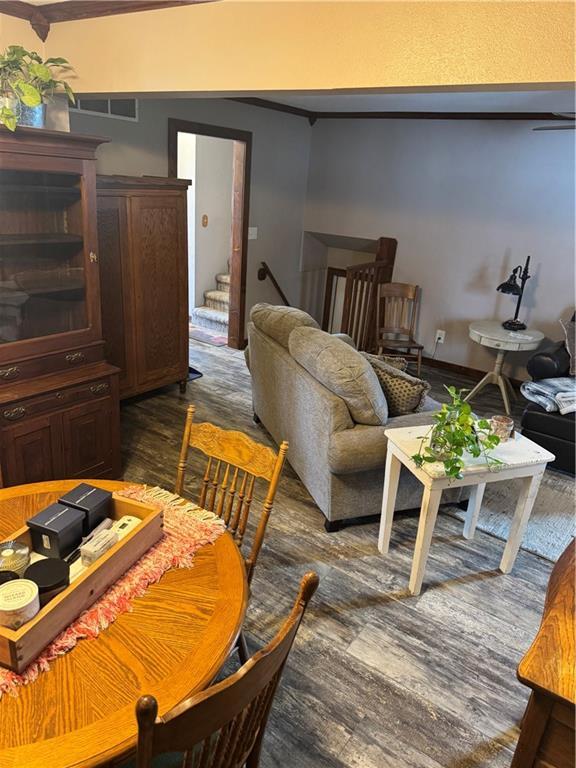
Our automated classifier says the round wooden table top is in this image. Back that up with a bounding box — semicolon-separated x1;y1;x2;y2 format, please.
0;480;248;768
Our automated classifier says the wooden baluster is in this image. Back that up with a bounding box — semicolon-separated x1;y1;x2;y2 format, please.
198;457;212;509
215;463;230;520
349;271;359;345
236;474;255;546
207;460;221;512
224;467;239;525
229;471;248;533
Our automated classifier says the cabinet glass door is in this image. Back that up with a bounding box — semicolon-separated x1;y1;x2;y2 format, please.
0;169;88;344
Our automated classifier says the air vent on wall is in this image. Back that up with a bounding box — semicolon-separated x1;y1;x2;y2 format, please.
70;98;139;122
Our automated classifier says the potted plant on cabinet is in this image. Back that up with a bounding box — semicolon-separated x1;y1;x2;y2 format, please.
0;45;75;131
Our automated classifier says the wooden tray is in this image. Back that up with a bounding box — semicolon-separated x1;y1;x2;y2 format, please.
0;493;163;673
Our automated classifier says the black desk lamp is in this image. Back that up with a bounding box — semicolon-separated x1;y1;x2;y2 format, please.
497;255;531;331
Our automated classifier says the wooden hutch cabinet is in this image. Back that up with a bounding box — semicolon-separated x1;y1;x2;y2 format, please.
96;175;190;399
0;128;121;487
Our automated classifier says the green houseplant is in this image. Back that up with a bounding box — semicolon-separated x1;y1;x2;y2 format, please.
411;386;503;479
0;45;75;131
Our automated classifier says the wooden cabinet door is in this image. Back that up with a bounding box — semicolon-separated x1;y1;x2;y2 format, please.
97;196;137;396
129;195;189;389
1;415;62;486
61;398;113;479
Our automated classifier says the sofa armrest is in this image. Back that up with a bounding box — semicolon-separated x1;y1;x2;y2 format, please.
328;411;437;475
526;341;570;381
328;424;388;474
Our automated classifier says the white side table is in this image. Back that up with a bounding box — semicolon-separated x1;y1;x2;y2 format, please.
465;320;544;415
378;426;555;595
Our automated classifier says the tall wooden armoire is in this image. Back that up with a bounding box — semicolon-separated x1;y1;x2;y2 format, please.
0;128;121;487
96;176;190;399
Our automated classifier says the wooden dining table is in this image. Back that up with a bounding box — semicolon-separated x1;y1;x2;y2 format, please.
0;480;248;768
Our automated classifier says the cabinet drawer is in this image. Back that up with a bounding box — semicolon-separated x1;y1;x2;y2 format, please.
1;379;112;424
0;344;104;384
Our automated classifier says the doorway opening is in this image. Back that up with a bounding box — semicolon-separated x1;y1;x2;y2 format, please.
168;119;252;350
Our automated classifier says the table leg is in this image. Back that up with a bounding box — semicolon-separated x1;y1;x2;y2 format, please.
378;450;401;554
497;375;512;416
463;483;486;539
409;486;442;595
500;470;545;574
464;371;495;403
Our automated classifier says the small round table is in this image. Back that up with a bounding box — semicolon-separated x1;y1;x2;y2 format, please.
465;320;544;415
0;480;248;768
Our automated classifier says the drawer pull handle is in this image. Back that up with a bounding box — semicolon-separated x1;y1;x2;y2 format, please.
90;383;109;396
65;352;86;365
3;407;26;421
0;366;20;380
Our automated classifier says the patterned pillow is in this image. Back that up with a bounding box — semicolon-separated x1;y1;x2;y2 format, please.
364;356;430;416
361;352;408;372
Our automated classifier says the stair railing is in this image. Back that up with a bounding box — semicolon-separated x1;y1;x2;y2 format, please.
257;262;291;306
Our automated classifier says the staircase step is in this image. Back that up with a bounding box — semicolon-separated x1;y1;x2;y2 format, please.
190;306;229;333
216;274;231;293
205;289;230;312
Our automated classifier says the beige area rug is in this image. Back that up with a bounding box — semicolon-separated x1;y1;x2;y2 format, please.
449;469;575;562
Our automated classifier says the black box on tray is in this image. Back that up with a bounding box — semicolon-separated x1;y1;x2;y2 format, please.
27;504;85;559
59;483;112;536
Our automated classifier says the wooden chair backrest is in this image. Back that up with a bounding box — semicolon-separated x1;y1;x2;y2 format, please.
175;405;288;583
378;282;420;338
341;259;395;351
135;571;319;768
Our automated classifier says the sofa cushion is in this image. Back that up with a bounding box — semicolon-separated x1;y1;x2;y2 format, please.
289;326;388;425
328;409;437;474
361;351;408;372
250;303;319;349
364;356;430;416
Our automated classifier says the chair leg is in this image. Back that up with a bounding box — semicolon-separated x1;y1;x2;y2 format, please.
416;349;422;378
236;630;249;664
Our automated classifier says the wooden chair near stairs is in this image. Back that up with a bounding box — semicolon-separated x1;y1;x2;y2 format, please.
135;571;319;768
175;405;288;661
377;282;424;376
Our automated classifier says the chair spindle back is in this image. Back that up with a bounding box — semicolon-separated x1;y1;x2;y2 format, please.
175;405;288;583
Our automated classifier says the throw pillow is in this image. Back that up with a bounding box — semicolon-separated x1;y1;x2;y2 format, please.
560;317;575;376
361;352;408;372
364;356;430;416
250;303;319;349
288;326;388;425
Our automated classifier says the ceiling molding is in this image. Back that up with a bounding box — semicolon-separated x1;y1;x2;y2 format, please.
230;97;572;124
0;0;212;41
232;97;318;126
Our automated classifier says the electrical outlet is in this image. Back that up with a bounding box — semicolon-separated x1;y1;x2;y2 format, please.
435;329;446;344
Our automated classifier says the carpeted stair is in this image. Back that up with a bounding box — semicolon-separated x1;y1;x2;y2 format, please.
190;273;230;333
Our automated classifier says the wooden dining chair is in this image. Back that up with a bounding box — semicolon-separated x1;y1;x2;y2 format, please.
175;405;288;587
377;282;424;376
135;571;319;768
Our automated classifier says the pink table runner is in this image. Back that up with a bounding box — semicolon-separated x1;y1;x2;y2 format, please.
0;485;224;699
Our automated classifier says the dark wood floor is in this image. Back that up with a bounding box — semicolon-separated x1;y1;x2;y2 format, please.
120;342;553;767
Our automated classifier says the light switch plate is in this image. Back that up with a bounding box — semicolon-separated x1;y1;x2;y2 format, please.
248;227;258;240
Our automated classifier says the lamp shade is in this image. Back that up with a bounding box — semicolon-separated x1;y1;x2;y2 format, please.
497;271;522;295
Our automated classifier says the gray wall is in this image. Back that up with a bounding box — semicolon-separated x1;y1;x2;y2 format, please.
305;119;575;377
71;98;312;327
194;135;234;308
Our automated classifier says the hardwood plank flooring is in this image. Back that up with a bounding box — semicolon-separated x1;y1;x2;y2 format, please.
120;342;554;767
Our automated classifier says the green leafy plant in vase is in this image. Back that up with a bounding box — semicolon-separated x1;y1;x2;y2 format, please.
0;45;75;131
411;386;503;479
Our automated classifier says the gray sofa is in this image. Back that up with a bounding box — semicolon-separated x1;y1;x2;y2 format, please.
247;304;463;530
